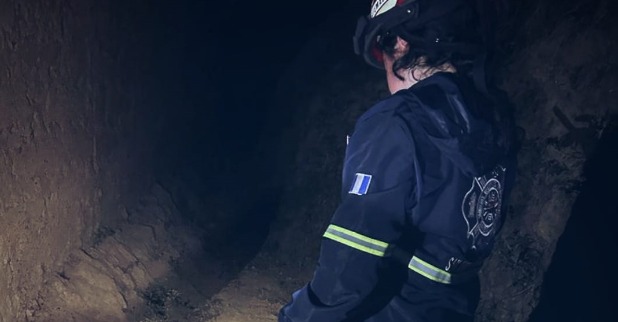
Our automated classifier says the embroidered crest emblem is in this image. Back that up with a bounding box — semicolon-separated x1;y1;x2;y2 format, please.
461;166;507;251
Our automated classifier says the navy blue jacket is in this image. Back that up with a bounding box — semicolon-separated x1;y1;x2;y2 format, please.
279;72;516;322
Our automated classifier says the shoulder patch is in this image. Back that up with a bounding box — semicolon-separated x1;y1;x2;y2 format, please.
349;173;372;195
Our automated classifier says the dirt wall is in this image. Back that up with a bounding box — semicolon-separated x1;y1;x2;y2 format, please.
0;1;171;320
476;1;618;320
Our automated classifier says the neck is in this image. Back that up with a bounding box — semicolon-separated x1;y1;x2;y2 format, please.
410;63;456;82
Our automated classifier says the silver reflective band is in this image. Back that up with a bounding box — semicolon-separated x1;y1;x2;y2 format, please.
408;256;453;284
323;224;389;257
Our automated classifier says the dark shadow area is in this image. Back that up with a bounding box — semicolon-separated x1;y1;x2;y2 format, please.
140;0;361;305
529;117;618;322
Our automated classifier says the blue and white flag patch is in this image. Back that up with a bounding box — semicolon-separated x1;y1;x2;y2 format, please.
349;173;372;195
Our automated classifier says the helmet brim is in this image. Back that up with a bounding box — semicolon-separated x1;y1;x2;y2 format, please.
353;2;420;69
353;15;387;69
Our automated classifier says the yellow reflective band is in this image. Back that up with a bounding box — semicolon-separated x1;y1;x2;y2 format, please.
408;256;453;284
323;224;389;257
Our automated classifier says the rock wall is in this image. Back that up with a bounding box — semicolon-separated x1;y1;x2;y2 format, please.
476;0;618;320
0;1;174;320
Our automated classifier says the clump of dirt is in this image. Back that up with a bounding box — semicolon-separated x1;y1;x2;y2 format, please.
138;283;220;322
142;285;185;318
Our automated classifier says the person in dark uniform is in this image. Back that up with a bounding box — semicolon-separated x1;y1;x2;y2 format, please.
279;0;517;321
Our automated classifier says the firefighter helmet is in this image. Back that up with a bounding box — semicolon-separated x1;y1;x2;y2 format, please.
353;0;481;69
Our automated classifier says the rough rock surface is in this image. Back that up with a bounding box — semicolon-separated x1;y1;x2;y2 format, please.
476;1;618;320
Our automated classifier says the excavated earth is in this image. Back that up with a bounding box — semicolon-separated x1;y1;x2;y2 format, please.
0;0;616;322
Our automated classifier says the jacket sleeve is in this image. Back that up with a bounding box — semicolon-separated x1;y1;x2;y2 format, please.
279;109;417;322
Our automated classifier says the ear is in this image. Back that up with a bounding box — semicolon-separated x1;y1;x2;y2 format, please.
395;36;409;56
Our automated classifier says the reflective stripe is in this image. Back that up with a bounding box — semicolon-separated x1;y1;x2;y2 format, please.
323;224;389;257
408;256;453;284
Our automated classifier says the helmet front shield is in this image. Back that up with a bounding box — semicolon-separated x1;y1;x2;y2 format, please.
353;15;387;69
353;1;419;69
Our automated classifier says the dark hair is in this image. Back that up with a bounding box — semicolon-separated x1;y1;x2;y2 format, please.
378;3;482;81
379;0;520;156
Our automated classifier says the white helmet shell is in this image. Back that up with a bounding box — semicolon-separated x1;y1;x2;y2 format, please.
370;0;399;18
